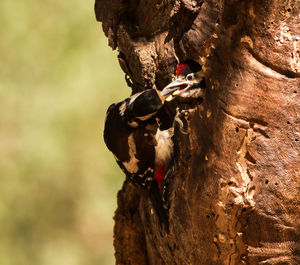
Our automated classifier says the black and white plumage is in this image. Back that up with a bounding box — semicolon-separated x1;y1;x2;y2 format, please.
162;60;206;101
104;88;172;190
103;60;206;212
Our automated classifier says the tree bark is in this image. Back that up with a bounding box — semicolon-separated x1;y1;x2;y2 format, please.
95;0;300;264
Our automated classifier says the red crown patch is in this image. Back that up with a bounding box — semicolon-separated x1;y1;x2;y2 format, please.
176;64;190;75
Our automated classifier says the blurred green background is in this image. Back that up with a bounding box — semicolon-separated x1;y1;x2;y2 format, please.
0;0;128;264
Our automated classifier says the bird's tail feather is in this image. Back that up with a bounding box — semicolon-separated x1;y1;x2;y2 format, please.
149;183;169;230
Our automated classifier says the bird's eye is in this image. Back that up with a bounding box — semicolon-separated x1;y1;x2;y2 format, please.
186;73;194;81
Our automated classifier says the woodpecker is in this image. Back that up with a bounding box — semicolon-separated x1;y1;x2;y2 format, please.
104;88;171;190
162;59;205;101
103;60;205;206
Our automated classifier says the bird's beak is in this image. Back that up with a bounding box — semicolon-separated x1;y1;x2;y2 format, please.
161;79;190;101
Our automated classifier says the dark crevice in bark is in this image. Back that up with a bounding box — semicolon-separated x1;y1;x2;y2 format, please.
220;107;269;128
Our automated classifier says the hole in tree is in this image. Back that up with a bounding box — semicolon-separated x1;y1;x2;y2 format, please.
235;83;239;87
206;215;210;219
287;121;291;124
235;127;239;133
287;8;291;12
275;182;278;186
265;179;269;184
293;90;297;93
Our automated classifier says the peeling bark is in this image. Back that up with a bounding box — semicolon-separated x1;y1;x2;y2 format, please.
95;0;300;264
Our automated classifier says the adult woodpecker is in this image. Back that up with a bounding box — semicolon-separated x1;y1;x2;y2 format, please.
103;60;205;205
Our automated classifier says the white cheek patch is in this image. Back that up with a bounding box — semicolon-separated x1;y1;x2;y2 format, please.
181;88;205;98
123;133;139;173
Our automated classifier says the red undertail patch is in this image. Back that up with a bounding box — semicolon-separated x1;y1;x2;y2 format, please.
154;165;165;190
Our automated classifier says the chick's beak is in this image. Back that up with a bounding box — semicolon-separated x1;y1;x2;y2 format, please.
161;79;190;101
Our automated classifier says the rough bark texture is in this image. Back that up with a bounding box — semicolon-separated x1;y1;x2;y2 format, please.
95;0;300;264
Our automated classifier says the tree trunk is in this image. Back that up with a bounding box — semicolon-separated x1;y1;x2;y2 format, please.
95;0;300;264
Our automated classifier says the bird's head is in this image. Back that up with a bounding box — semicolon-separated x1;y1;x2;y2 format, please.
161;60;205;101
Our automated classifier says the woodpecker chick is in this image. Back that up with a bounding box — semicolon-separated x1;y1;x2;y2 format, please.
162;60;205;101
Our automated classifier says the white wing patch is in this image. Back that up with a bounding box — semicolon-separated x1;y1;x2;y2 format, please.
123;133;139;173
180;88;205;98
